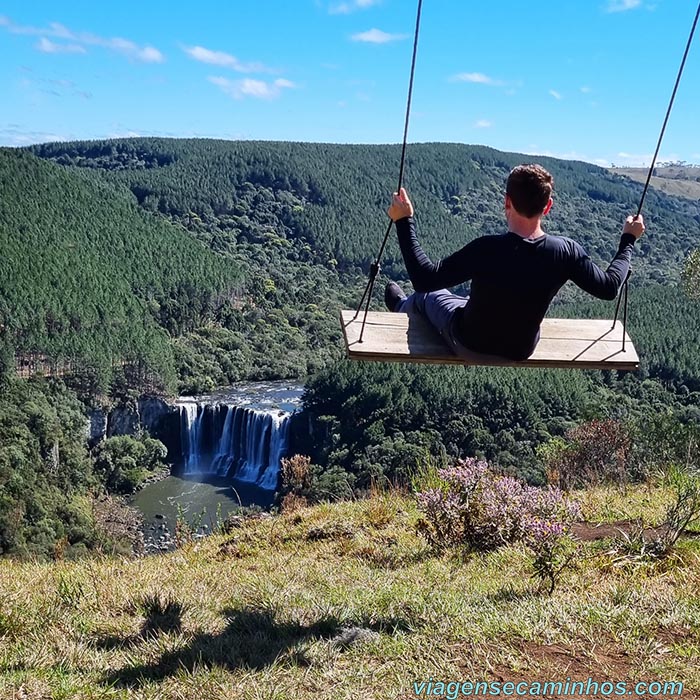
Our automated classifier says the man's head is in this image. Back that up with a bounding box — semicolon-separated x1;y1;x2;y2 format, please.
505;164;554;219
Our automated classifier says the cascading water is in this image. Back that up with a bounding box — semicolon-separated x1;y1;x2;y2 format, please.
178;402;291;490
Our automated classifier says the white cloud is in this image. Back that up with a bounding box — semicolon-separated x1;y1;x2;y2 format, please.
450;72;502;86
474;119;492;128
330;0;381;14
351;28;408;43
183;45;271;73
580;86;592;93
208;75;295;100
36;37;86;54
605;153;680;167
107;130;142;138
0;126;69;146
238;79;275;99
0;15;163;62
523;147;600;163
520;146;619;167
609;152;678;167
137;46;163;63
606;0;642;12
549;89;562;100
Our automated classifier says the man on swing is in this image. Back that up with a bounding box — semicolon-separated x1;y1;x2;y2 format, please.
384;164;645;361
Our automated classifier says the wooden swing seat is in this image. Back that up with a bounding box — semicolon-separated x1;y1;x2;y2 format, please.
340;310;639;370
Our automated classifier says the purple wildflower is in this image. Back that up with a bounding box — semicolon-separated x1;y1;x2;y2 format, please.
416;459;580;556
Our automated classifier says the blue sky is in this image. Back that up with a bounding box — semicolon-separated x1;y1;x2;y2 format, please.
1;0;698;166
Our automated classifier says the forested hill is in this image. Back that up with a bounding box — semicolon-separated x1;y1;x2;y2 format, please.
31;138;700;285
0;148;248;390
4;139;700;559
3;138;699;393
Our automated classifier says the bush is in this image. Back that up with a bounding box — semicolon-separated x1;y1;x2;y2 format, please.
93;435;167;494
609;466;700;564
279;454;354;507
659;465;700;553
416;458;580;552
280;454;312;512
538;419;632;489
416;458;581;591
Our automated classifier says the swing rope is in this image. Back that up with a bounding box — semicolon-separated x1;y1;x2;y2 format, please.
353;0;424;341
612;0;700;350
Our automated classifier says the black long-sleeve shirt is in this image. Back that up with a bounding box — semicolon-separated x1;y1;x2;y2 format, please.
396;217;636;360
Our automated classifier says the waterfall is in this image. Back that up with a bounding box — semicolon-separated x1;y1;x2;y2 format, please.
178;402;291;490
180;402;202;473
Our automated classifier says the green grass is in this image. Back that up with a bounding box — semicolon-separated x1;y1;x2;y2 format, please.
0;487;699;699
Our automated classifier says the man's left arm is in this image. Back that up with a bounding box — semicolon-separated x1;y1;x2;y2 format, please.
394;216;481;292
388;188;480;292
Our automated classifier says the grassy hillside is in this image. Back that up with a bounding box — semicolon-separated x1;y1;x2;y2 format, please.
0;488;698;699
610;165;700;201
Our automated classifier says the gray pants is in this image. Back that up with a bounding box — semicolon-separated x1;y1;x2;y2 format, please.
396;289;473;357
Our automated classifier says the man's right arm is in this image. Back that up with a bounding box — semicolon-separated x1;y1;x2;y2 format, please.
568;215;644;300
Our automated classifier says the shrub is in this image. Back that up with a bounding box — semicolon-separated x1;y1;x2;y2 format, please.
281;454;312;493
279;454;311;512
608;466;700;564
538;419;631;489
416;458;580;551
279;454;354;506
416;458;581;591
659;465;700;554
93;435;167;494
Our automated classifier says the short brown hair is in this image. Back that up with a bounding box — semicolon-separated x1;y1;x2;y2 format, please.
506;164;554;218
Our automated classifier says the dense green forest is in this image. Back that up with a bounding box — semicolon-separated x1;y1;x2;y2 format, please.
299;361;700;489
1;137;699;557
31;139;699;283
0;376;166;558
24;138;700;391
0;148;240;393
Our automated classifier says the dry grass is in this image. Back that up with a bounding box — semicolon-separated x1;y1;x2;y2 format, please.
0;487;699;699
610;167;700;201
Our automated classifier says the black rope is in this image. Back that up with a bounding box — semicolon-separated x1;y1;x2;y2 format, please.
613;0;700;351
353;0;424;341
636;2;700;218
